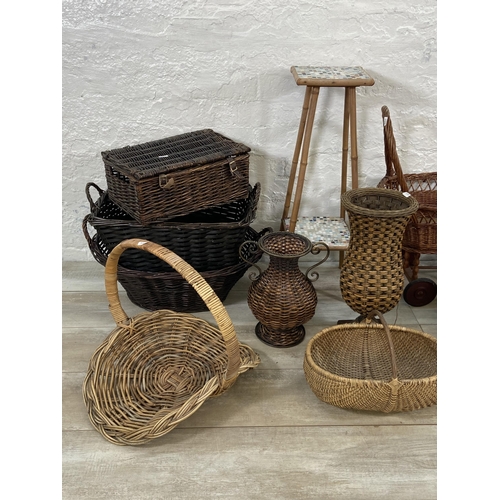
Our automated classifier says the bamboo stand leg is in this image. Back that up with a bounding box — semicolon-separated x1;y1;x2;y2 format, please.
280;86;313;231
340;88;350;220
339;88;351;268
348;87;358;190
287;87;320;233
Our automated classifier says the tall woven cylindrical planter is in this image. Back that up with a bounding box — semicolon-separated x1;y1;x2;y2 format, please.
340;188;419;316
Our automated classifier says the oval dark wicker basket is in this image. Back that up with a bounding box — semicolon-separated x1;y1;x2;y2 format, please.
85;182;261;273
84;222;271;313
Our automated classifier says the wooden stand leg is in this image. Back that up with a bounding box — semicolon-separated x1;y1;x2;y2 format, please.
340;88;350;220
348;87;358;190
339;88;351;268
338;87;359;268
281;86;313;231
288;87;320;233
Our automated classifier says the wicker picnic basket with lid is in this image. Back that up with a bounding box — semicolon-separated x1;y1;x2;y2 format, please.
303;310;436;413
83;218;270;312
102;129;250;224
377;106;437;258
85;182;261;273
82;238;261;446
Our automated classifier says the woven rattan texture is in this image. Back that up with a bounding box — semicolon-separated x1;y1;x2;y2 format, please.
83;239;260;445
86;227;270;313
102;130;251;224
246;232;318;347
303;314;437;413
84;182;260;272
340;188;418;316
255;323;306;348
101;129;251;179
377;106;437;256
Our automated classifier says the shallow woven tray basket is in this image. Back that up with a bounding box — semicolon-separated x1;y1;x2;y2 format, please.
82;238;260;445
84;182;261;273
303;311;436;413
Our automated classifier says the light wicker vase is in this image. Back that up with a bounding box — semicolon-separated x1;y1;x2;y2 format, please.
240;231;329;347
340;188;419;317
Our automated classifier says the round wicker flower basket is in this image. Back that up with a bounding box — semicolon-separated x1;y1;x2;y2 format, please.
82;238;260;445
303;311;436;413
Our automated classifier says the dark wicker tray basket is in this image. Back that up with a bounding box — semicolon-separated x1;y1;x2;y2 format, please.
84;182;261;273
85;226;271;313
102;129;251;224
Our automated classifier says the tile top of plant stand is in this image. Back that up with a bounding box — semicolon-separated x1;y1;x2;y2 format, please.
291;66;375;87
283;216;350;250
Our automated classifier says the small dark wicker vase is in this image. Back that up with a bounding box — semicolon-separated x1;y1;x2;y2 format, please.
340;188;419;317
240;231;329;347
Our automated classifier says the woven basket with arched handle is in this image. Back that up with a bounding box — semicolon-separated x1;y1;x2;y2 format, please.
303;311;436;413
82;238;260;446
377;105;437;256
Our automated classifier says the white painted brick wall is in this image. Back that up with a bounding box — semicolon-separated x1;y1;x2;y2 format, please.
63;0;437;261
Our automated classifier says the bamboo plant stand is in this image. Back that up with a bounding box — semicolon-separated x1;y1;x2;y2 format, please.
280;66;375;264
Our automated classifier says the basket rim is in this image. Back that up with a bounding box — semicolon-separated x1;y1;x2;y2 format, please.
258;231;312;258
305;322;437;385
85;227;267;278
85;182;260;230
342;187;419;218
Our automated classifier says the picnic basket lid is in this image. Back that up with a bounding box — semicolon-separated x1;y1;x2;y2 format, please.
101;129;251;180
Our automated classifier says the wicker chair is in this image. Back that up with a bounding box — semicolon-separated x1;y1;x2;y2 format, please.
377;106;437;306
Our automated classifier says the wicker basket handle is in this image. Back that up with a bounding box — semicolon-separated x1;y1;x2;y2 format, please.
85;182;105;212
105;238;242;384
247;182;262;222
82;214;95;247
381;106;410;194
366;310;398;380
238;227;273;280
305;242;330;282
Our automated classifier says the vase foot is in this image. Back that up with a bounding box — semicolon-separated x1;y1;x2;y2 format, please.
255;323;306;348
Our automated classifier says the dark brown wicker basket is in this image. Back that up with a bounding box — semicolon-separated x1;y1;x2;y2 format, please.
102;129;251;224
377;106;437;258
85;226;271;313
84;182;261;273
